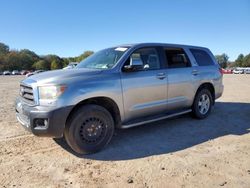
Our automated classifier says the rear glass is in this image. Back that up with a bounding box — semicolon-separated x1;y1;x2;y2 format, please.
190;49;214;66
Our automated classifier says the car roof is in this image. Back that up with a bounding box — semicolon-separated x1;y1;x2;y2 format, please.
114;43;208;50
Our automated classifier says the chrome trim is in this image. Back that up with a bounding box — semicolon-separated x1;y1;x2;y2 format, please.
33;85;39;105
20;79;39;106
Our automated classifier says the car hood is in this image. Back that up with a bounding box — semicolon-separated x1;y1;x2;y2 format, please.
24;68;102;85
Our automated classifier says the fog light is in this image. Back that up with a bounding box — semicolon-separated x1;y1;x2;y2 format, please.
34;118;48;128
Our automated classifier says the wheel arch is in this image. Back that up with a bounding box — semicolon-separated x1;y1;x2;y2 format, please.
194;82;215;105
65;96;122;129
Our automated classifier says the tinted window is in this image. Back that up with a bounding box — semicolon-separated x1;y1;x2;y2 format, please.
165;48;191;68
124;48;160;71
190;49;214;66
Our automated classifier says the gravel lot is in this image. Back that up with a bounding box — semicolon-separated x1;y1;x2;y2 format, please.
0;74;250;188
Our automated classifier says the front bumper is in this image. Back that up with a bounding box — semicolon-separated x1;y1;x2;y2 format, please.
15;97;73;138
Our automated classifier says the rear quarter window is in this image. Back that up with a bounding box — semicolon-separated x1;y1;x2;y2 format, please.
190;49;215;66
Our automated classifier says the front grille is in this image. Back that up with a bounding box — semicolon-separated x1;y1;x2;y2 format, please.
20;84;35;105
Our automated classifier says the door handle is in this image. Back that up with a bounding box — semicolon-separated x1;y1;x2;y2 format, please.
156;73;166;80
192;70;199;76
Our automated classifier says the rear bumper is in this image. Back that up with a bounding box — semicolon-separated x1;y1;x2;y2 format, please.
215;84;224;99
15;97;73;138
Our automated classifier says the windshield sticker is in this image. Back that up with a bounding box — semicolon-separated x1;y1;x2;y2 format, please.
115;47;128;52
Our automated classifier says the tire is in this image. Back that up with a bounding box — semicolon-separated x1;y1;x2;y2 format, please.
64;104;114;154
192;88;213;119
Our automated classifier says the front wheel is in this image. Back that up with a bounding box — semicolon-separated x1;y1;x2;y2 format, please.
192;88;213;119
64;105;114;154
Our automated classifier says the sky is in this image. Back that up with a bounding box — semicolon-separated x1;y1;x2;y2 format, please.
0;0;249;60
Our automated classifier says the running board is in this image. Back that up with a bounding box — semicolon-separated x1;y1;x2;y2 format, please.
121;109;192;129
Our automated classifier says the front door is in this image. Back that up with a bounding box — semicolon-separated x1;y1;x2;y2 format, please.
120;47;168;122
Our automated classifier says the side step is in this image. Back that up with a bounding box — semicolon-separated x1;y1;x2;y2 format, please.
121;109;192;129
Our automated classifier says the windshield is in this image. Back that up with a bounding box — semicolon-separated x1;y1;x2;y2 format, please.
77;47;129;69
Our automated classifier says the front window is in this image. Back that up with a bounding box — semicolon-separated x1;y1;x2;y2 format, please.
123;48;161;71
77;47;129;69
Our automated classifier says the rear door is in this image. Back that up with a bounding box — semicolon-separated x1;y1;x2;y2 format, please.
120;47;168;122
163;47;197;111
189;48;223;97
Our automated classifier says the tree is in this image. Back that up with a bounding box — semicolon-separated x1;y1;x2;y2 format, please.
234;54;244;67
62;58;70;67
19;49;40;70
42;55;63;70
0;42;9;55
215;53;229;68
242;54;250;67
51;59;63;70
76;51;94;62
4;51;21;70
32;60;50;70
230;53;250;68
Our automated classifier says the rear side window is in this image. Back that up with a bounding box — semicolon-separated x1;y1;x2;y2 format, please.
164;48;191;68
190;49;214;66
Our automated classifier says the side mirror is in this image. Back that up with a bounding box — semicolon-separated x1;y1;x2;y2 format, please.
123;56;143;72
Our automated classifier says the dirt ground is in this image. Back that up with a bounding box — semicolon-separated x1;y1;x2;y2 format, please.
0;74;250;188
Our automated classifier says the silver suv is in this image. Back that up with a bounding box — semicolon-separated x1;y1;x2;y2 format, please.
15;43;223;154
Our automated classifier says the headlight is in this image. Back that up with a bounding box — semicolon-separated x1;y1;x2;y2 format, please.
38;85;67;100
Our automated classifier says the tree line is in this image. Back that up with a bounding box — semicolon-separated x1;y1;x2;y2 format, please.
0;42;93;71
215;53;250;69
1;42;250;71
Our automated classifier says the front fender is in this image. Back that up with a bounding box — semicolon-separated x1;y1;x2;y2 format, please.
58;73;125;122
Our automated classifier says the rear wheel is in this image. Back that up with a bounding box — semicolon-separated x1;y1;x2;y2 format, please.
192;88;212;119
64;105;114;154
